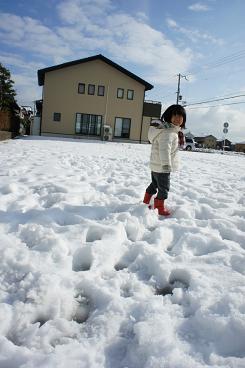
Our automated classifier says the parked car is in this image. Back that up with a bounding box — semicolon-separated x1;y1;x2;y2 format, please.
184;137;198;151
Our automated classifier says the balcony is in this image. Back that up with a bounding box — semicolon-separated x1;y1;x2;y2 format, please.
143;100;162;118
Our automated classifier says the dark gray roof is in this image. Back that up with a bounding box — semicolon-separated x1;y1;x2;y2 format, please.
195;135;217;141
37;54;153;90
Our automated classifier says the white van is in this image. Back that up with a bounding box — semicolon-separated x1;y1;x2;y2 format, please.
184;137;197;151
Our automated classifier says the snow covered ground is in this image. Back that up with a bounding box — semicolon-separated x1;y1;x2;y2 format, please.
0;136;245;368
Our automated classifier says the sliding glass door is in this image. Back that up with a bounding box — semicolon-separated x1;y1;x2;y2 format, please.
75;113;102;136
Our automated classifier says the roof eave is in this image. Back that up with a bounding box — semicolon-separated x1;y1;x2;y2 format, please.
37;54;153;90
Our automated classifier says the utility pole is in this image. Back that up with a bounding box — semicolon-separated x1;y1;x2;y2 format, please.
0;81;2;110
176;74;188;104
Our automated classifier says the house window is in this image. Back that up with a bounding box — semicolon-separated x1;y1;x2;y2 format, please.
117;88;124;99
88;84;95;95
114;117;131;138
53;112;61;121
75;113;102;136
98;85;105;96
78;83;85;94
127;89;134;100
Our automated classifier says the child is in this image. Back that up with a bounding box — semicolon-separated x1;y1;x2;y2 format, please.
143;104;186;216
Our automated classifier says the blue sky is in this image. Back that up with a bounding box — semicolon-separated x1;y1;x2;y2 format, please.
1;0;245;142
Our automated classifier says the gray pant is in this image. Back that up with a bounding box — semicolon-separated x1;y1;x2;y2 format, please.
146;172;170;200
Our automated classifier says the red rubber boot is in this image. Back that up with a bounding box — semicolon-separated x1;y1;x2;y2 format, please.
154;198;171;216
143;192;152;205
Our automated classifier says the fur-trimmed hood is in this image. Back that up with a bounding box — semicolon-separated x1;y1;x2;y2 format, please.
148;120;180;144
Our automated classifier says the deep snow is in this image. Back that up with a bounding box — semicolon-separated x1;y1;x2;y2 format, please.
0;136;244;368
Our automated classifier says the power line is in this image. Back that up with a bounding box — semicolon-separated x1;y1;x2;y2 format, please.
183;94;245;107
185;101;245;110
203;50;245;69
184;90;245;104
185;49;245;77
150;49;245;105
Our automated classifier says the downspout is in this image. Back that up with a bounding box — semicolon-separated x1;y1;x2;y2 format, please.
139;90;145;144
102;84;110;140
39;89;44;136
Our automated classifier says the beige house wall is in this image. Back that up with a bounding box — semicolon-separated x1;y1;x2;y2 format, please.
235;143;245;152
41;60;145;141
203;137;217;148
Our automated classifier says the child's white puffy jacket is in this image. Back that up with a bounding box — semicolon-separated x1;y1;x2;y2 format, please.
148;120;180;173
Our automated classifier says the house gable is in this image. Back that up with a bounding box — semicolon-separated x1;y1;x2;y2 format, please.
38;54;153;91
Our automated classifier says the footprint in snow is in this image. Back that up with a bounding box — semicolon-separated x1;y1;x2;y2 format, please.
72;246;93;272
72;294;90;324
33;314;50;328
155;269;190;297
114;245;142;272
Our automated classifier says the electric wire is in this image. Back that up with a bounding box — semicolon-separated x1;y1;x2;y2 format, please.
184;94;245;107
185;49;245;77
185;101;245;110
155;49;245;104
184;91;245;104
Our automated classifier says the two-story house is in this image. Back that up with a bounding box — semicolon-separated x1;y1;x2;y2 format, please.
195;135;217;149
37;54;159;142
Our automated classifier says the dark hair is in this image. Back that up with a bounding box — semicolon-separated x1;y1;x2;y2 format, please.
161;104;186;128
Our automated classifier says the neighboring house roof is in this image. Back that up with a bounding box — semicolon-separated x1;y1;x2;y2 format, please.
194;136;206;142
37;54;154;91
195;135;217;141
217;139;232;144
204;135;217;140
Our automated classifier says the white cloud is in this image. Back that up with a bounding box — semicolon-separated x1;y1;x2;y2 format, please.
0;52;44;72
0;52;44;106
166;17;223;45
13;72;42;105
102;14;193;84
57;0;194;84
166;19;177;28
186;106;245;142
0;1;194;84
57;0;113;25
0;13;72;62
188;3;210;12
136;12;149;22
